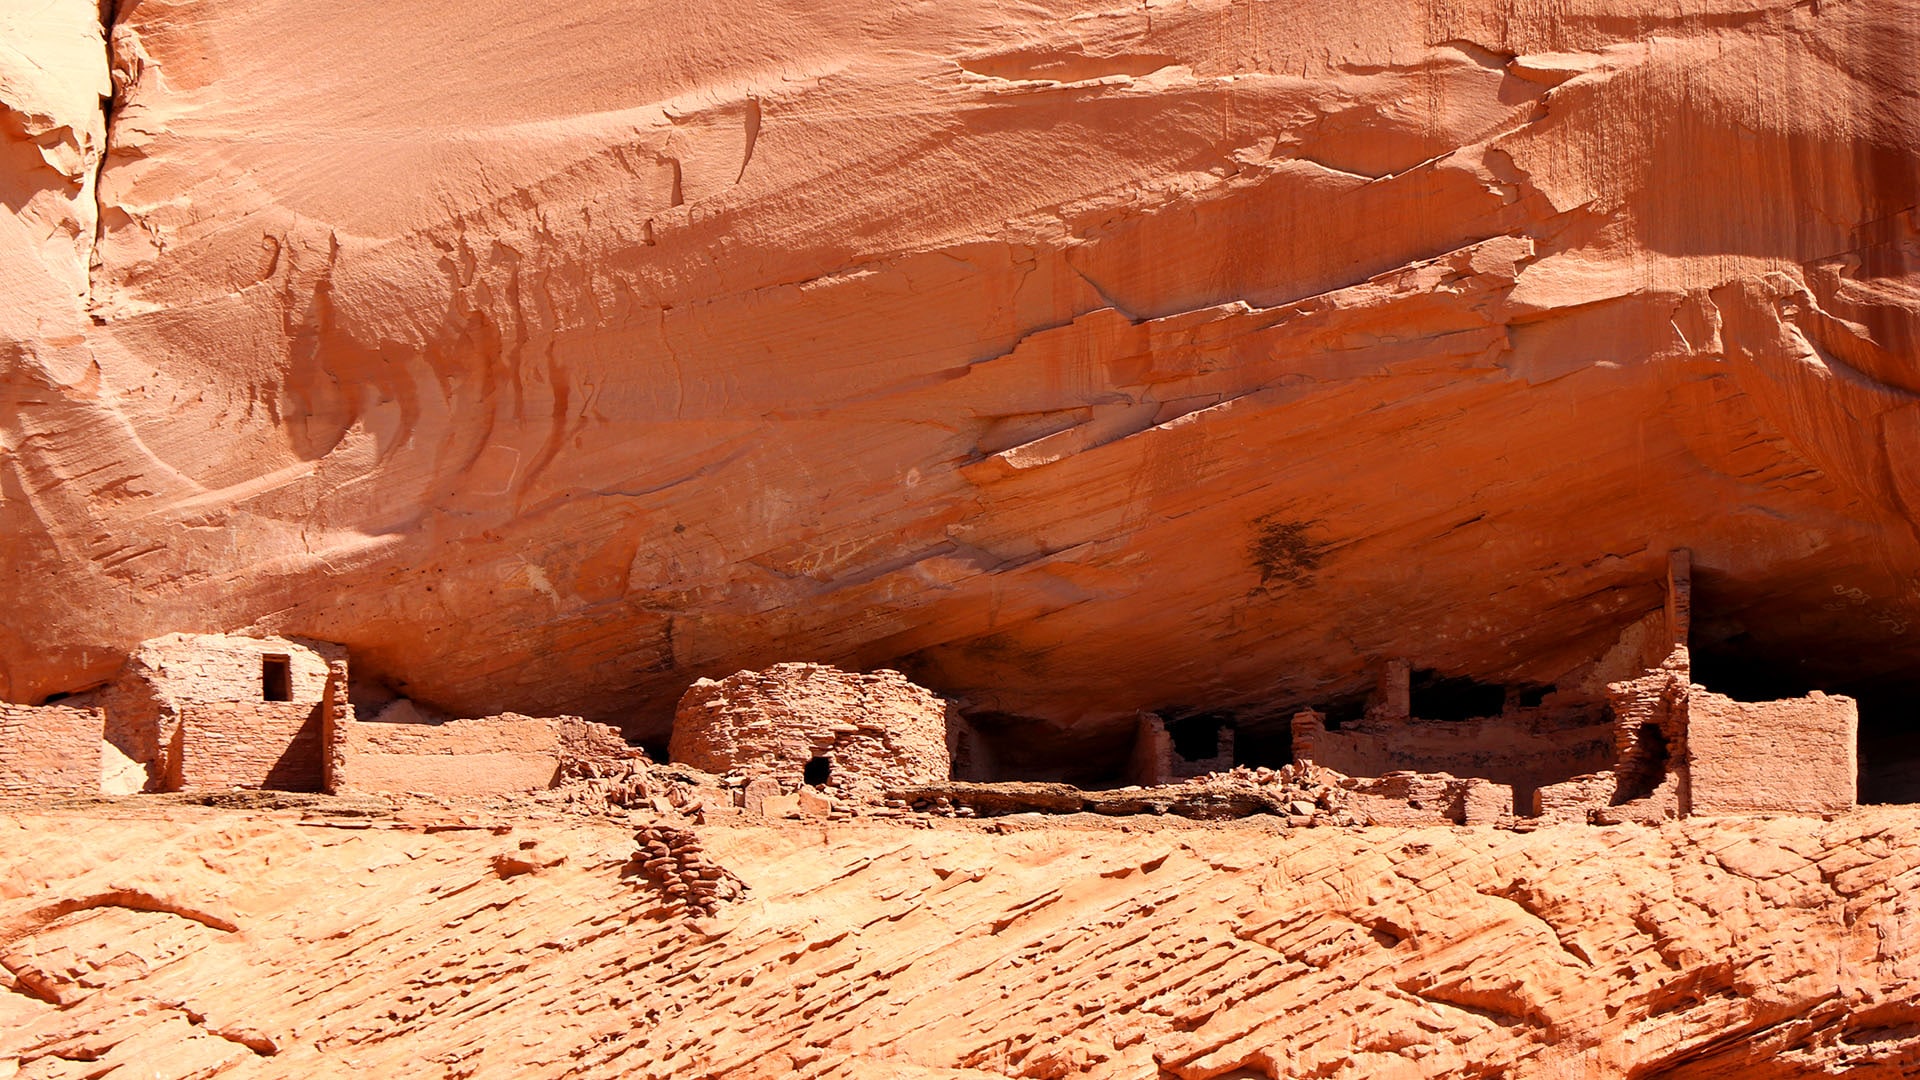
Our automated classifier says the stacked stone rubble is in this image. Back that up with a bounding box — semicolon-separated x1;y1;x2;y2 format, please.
629;824;747;916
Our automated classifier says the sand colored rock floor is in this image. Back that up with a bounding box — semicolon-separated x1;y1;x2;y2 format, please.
2;799;1918;1079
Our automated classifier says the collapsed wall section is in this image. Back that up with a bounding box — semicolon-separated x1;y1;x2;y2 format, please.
1297;709;1615;813
1128;712;1235;786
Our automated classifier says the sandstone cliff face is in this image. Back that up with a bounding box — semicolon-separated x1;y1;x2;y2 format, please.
4;1;1919;754
2;804;1917;1078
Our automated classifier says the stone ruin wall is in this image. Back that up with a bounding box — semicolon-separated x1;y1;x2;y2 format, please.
1282;552;1866;825
1127;713;1235;787
333;710;640;797
129;633;338;708
68;633;344;793
0;703;102;797
174;701;328;792
1297;709;1616;814
1337;772;1514;827
3;632;641;800
0;564;1875;819
1688;690;1858;815
670;664;953;793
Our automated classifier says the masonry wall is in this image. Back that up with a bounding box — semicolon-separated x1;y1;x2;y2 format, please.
1299;709;1616;811
1128;713;1234;786
0;703;101;796
333;713;635;796
671;664;952;792
73;633;346;793
176;702;326;791
1688;690;1857;814
136;633;339;707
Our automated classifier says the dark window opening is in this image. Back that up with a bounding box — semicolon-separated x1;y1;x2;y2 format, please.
1321;697;1366;732
41;691;74;704
1167;713;1230;762
955;710;1133;787
1233;725;1295;769
1837;683;1920;806
803;756;832;786
1692;639;1821;702
1410;669;1505;722
1515;684;1554;709
262;655;292;702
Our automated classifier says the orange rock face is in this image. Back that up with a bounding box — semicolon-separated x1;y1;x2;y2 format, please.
2;802;1918;1077
4;2;1920;763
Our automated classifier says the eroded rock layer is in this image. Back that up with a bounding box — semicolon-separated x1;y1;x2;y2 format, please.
2;803;1918;1078
4;1;1920;753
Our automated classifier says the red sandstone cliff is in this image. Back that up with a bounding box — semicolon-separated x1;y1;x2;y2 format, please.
4;3;1919;758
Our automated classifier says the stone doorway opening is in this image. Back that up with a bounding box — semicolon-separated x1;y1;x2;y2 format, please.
803;756;832;786
1849;686;1920;805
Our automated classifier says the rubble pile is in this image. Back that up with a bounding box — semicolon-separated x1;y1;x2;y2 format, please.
549;759;736;821
628;824;747;916
1168;762;1357;824
887;762;1362;823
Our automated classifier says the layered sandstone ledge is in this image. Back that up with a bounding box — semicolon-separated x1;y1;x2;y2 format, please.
1;799;1916;1079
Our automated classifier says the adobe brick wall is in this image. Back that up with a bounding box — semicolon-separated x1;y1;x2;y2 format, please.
0;703;102;797
671;664;953;793
1688;689;1857;815
177;702;326;792
333;712;638;796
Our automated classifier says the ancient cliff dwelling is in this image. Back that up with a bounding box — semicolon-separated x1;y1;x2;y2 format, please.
4;0;1920;1075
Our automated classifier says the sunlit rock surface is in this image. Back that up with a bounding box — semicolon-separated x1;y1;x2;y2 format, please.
3;0;1918;769
1;801;1917;1077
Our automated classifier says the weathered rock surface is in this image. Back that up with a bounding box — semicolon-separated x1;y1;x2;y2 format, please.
1;801;1917;1078
3;1;1919;757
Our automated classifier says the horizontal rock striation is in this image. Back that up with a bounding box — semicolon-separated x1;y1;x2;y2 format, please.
1;804;1917;1077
